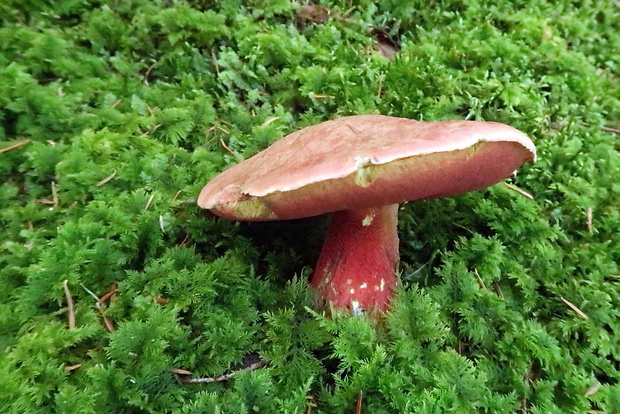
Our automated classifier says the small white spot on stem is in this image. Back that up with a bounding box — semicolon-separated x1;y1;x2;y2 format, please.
360;283;368;289
349;288;355;294
350;301;363;315
362;213;375;226
380;278;385;291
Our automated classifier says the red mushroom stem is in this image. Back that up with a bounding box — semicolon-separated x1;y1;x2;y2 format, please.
310;204;400;314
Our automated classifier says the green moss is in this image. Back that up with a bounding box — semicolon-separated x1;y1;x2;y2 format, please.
1;0;619;412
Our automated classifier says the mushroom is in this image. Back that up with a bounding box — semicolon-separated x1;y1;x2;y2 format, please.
198;115;536;315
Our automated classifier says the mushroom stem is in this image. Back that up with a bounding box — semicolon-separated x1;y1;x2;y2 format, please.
311;204;400;314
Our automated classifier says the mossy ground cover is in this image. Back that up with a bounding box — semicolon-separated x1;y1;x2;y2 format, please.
1;0;619;412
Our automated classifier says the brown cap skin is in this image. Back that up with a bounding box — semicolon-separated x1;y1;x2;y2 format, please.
198;115;536;221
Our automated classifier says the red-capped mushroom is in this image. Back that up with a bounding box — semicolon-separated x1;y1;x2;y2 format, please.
198;115;536;315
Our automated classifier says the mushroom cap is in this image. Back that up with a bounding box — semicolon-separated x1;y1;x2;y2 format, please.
198;115;536;220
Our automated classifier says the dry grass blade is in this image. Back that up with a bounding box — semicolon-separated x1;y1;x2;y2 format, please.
262;116;280;127
81;284;115;331
63;280;76;330
96;169;117;187
219;138;236;156
144;193;155;211
584;381;601;397
560;296;589;319
474;268;487;290
51;181;59;208
586;207;594;234
172;190;183;202
504;182;534;199
98;283;118;305
0;139;31;153
211;47;220;74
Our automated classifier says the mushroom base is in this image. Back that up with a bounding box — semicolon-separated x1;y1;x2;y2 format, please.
310;204;400;314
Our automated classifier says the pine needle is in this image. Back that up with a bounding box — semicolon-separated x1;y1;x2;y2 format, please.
63;280;76;330
144;193;155;211
51;181;59;208
210;47;220;74
171;190;183;202
81;284;115;331
96;169;117;186
98;283;118;305
560;296;589;319
494;282;505;300
219;138;236;156
0;139;31;153
586;207;594;234
261;116;280;127
584;381;601;397
503;182;534;199
181;360;267;384
473;269;487;290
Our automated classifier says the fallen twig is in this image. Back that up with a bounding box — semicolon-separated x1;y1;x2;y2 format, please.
601;125;620;135
579;121;620;136
181;360;267;384
355;390;363;414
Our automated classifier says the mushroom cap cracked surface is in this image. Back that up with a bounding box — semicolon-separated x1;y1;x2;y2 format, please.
198;115;536;220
